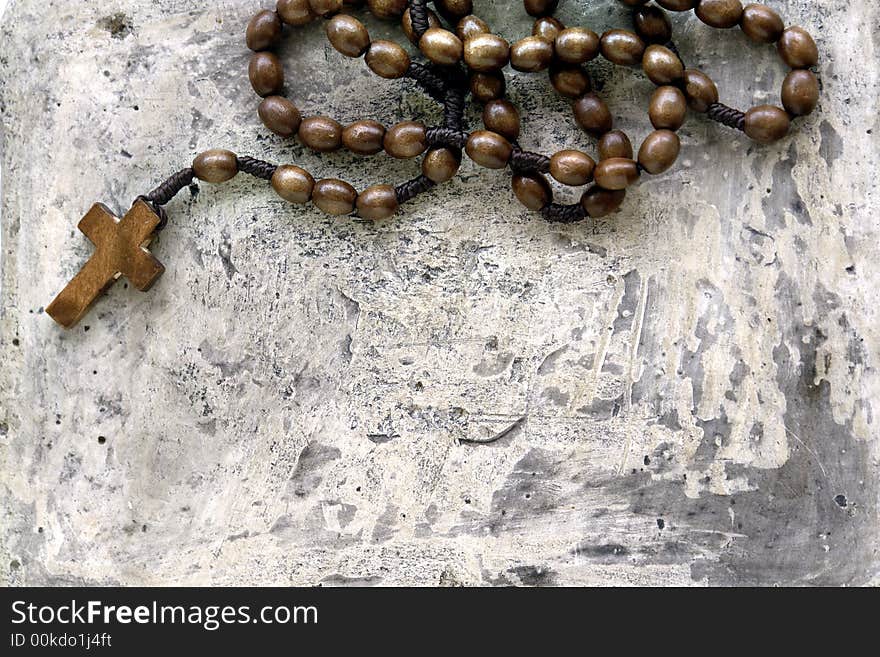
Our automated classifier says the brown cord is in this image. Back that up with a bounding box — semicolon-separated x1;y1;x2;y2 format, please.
706;102;746;131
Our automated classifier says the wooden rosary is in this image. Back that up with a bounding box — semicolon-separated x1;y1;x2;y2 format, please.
46;0;820;329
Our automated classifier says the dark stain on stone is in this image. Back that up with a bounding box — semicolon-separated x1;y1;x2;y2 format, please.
98;13;133;40
507;564;557;587
613;269;641;333
287;442;341;498
218;230;237;280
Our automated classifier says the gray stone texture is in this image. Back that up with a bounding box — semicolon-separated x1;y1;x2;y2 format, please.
1;1;878;586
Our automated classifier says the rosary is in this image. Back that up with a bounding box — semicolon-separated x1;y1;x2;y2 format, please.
45;0;820;329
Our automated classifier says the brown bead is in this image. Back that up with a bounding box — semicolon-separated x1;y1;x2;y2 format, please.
510;36;554;72
695;0;743;29
422;147;461;183
654;0;699;9
456;15;489;41
298;116;343;152
326;14;370;57
777;27;819;69
342;120;386;155
555;28;600;64
532;16;564;42
277;0;315;26
247;10;283;51
384;121;427;159
740;4;784;43
312;179;357;215
258;96;302;137
549;65;591;99
435;0;473;20
744;105;790;144
512;174;552;211
581;186;626;218
193;149;238;184
402;8;441;44
682;69;719;112
465;130;512;169
634;5;672;44
308;0;341;16
600;29;645;66
272;165;315;204
357;184;399;220
367;0;407;20
420;28;463;65
594;158;640;190
463;34;510;72
524;0;559;16
482;99;520;140
470;72;506;101
781;69;819;116
638;129;680;174
598;130;634;160
642;45;683;85
550;150;595;186
249;52;284;97
365;40;411;78
649;85;687;130
573;93;613;136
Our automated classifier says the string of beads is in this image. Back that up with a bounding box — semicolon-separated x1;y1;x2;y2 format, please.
139;0;820;226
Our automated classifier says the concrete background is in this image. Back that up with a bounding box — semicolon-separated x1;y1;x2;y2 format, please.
1;1;877;586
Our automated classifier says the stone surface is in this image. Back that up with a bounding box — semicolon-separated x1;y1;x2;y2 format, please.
1;1;878;586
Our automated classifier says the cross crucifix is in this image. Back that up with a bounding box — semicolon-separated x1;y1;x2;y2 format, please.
46;200;165;329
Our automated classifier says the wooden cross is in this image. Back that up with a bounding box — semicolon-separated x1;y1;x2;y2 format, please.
46;200;165;329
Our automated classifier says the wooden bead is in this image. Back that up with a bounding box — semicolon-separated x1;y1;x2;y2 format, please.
420;28;463;65
365;40;411;78
638;129;680;174
554;28;600;64
581;186;626;218
744;105;790;143
649;85;687;130
642;45;683;85
512;174;552;211
464;34;510;72
272;165;315;203
573;93;613;136
600;29;645;66
550;150;596;186
594;158;640;190
422;147;461;183
343;120;386;155
249;52;284;97
510;36;554;72
533;16;564;42
298;116;343;152
695;0;743;29
326;14;370;57
740;4;784;43
258;96;302;137
308;0;342;17
781;69;819;116
634;5;672;44
456;15;489;41
193;149;238;183
549;65;591;98
357;184;399;220
312;179;357;215
435;0;473;20
777;27;819;69
368;0;408;20
402;8;440;44
246;10;283;51
277;0;315;26
384;121;427;159
598;130;634;160
524;0;559;16
654;0;699;10
466;130;513;169
682;69;719;112
470;72;506;101
483;99;520;140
